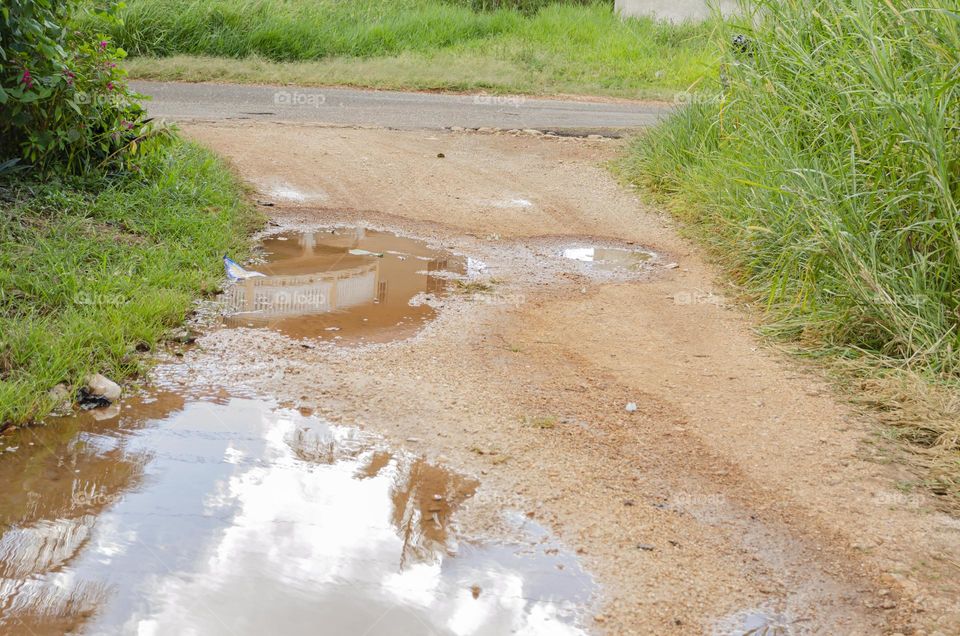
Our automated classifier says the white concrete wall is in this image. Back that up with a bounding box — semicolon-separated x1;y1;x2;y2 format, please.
615;0;736;22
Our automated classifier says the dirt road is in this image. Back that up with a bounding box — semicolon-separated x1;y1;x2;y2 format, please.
3;103;959;634
165;121;960;634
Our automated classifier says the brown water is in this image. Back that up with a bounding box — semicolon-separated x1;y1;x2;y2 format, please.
223;228;468;342
0;392;593;635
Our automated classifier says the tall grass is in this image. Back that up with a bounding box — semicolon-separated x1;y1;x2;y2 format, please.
83;0;718;98
620;0;960;483
624;0;960;377
99;0;523;59
0;142;261;426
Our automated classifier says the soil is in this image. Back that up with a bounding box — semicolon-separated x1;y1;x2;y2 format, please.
164;121;960;634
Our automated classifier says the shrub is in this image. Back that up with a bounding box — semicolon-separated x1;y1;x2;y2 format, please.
0;0;167;175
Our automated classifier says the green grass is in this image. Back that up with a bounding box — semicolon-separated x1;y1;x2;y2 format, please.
84;0;719;99
618;0;960;488
0;141;262;427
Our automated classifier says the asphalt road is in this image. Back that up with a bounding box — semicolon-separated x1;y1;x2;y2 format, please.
132;81;671;134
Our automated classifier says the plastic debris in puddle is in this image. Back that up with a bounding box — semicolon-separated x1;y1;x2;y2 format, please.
0;393;595;635
561;246;653;272
223;255;266;281
222;227;467;342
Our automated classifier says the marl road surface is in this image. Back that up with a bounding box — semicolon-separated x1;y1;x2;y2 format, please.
132;80;670;133
5;80;947;635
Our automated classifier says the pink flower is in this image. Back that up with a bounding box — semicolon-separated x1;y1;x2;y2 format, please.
99;40;108;49
21;69;33;89
107;82;114;91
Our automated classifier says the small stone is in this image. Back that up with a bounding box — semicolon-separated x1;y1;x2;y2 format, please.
625;402;638;412
437;152;445;158
168;327;198;344
636;543;656;551
48;383;72;411
664;262;680;269
593;615;606;624
587;134;604;140
471;585;481;599
522;129;543;136
83;373;122;403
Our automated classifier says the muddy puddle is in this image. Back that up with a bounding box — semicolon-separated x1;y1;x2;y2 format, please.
561;246;653;272
0;392;593;635
223;227;469;342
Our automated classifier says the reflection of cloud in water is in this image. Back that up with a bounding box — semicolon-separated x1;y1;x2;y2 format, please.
116;403;588;635
0;398;590;635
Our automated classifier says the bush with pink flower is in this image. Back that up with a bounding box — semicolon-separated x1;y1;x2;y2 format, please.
1;0;170;175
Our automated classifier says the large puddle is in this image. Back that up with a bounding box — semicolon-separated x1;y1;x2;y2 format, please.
0;392;593;635
223;228;468;342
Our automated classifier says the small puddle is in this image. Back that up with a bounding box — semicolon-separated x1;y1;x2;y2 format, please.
561;246;653;272
0;393;593;635
223;227;467;342
713;607;791;635
259;180;327;204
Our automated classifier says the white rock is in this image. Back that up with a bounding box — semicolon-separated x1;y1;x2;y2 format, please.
48;383;69;400
47;383;74;415
625;402;638;412
84;373;122;402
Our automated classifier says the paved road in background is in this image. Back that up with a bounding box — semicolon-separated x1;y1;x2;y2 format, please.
133;81;671;134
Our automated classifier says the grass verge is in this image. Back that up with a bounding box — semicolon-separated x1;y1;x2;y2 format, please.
86;0;719;99
617;0;960;502
0;140;262;427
